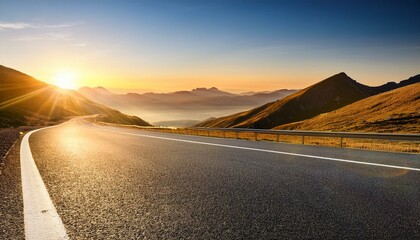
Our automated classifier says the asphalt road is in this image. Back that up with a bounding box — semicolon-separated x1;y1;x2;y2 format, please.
14;119;420;238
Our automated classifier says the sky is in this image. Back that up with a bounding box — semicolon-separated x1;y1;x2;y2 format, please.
1;0;419;93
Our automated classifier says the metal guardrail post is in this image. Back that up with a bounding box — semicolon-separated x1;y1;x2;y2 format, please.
340;137;343;148
235;132;239;139
302;135;305;144
255;132;258;141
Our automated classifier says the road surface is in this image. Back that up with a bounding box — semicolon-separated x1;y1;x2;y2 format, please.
3;118;420;239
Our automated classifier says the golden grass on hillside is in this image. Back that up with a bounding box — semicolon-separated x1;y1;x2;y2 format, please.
275;83;420;134
197;72;394;129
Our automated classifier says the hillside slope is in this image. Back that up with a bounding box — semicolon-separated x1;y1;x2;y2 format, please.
196;73;420;129
0;65;150;127
275;83;420;133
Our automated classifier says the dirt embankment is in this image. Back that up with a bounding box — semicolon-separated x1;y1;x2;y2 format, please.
0;127;38;169
0;129;20;162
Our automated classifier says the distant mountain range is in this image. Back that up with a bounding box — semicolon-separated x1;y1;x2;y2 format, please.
78;86;297;124
275;83;419;133
0;65;150;127
153;119;202;128
3;64;418;133
197;72;420;131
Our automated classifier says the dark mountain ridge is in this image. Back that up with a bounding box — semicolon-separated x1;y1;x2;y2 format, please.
0;65;150;127
275;83;420;133
196;72;420;129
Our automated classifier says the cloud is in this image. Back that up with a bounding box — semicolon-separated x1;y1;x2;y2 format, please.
2;21;82;42
0;21;81;30
13;32;72;41
47;32;72;40
75;43;87;47
0;22;31;29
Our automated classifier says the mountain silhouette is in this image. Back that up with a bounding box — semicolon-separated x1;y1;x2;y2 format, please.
78;86;297;123
196;73;420;129
275;83;420;133
0;65;150;127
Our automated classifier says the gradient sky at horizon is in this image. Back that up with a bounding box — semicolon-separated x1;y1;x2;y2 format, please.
1;0;419;92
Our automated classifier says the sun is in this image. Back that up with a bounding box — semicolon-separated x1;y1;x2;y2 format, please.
53;71;78;89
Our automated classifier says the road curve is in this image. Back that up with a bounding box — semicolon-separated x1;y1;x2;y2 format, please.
26;118;420;239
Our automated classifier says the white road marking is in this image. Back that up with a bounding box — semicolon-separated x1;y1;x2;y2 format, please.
20;126;69;240
102;128;420;172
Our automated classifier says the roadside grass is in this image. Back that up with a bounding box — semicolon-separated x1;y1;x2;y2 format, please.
342;138;419;153
174;129;419;153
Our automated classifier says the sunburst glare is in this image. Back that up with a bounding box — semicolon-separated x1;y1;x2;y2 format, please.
53;71;78;89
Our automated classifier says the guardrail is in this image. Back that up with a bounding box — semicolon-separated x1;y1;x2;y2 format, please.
151;126;420;149
98;121;420;152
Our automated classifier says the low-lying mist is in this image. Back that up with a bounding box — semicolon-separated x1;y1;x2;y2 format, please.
78;86;297;127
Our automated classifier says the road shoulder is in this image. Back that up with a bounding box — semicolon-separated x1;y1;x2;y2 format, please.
0;137;24;239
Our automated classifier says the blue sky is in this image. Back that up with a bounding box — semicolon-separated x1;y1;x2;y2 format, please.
1;0;419;92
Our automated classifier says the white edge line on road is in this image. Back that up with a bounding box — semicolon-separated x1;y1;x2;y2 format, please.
102;128;420;172
20;124;69;240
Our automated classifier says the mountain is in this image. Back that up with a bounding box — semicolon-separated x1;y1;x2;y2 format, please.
275;83;420;133
190;87;235;97
78;86;297;122
0;65;150;127
196;73;420;129
153;119;202;127
78;86;113;96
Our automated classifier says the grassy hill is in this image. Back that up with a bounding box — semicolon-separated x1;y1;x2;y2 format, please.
275;83;420;133
196;73;419;129
0;65;150;127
